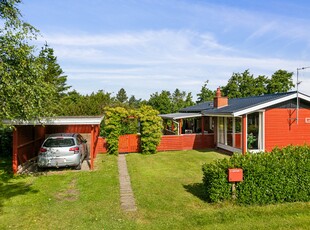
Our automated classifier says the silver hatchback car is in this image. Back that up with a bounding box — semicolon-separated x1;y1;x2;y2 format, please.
38;133;88;170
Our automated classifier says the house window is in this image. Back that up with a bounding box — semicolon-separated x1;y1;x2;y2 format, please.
218;117;225;144
234;117;242;149
227;117;233;147
247;112;264;150
203;117;214;133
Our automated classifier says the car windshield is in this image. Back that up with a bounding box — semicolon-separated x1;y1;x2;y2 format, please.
43;138;75;147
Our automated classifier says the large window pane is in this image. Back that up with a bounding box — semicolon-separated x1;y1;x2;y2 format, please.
227;117;233;146
234;117;242;149
247;112;259;149
218;117;225;144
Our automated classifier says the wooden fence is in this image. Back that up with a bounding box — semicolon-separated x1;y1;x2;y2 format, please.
95;133;215;155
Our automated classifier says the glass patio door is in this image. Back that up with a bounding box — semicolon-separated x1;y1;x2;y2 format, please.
247;112;264;151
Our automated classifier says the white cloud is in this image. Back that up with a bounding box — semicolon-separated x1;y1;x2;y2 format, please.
39;29;310;99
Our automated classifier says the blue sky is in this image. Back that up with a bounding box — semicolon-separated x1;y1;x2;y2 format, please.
19;0;310;100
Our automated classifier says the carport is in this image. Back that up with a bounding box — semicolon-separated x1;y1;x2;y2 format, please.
3;116;103;174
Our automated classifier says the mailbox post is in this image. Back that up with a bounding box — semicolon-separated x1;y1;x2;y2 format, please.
228;168;243;199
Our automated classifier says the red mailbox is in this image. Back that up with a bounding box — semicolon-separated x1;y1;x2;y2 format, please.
228;168;243;182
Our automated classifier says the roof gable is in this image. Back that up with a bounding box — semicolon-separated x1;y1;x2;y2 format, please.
202;91;310;116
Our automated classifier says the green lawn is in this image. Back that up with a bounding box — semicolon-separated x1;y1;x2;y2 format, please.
0;150;309;230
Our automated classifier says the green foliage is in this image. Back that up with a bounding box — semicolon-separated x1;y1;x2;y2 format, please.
57;90;113;116
38;43;70;98
116;88;128;104
148;89;194;114
0;0;67;122
202;145;310;204
221;69;294;99
196;80;215;103
148;90;172;114
267;70;295;94
102;106;162;155
104;107;129;155
128;95;142;109
0;126;13;158
137;105;163;154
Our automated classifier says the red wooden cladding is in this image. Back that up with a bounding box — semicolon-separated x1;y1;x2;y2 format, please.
157;134;215;151
46;125;92;134
95;137;107;155
265;108;310;152
95;134;215;154
119;134;140;153
234;133;241;149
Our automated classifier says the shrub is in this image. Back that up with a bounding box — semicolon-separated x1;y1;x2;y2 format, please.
202;145;310;205
137;105;163;154
0;126;13;158
103;107;129;155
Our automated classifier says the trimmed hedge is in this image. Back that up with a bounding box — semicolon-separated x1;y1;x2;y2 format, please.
202;145;310;205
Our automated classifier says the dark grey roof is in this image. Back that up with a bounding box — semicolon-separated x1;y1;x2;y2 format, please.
203;91;298;116
179;101;213;112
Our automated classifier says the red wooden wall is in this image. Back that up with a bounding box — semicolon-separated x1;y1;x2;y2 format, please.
95;134;215;154
13;126;46;165
46;125;92;134
265;108;310;152
157;134;215;151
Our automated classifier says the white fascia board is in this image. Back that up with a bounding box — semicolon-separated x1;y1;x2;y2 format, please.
173;114;202;120
298;93;310;101
160;113;202;120
233;93;297;117
2;116;104;126
45;117;104;125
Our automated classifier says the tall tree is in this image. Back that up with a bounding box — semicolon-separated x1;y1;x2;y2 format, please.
253;75;268;96
148;90;172;114
222;69;294;99
171;88;186;113
196;80;215;103
116;88;128;104
58;90;112;116
184;92;195;108
222;70;257;98
38;43;70;98
128;95;141;109
0;0;59;122
267;70;295;94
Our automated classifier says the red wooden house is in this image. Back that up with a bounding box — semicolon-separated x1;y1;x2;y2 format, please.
160;88;310;154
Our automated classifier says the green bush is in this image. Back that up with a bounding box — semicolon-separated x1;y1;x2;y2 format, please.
202;145;310;205
104;107;129;155
137;105;163;154
0;126;13;158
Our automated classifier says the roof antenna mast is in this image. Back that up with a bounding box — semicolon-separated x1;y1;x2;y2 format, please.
296;66;310;124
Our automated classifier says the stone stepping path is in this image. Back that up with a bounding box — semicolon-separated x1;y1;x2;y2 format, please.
118;154;137;212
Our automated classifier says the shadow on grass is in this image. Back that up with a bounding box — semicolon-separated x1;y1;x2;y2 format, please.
0;158;39;211
183;183;208;202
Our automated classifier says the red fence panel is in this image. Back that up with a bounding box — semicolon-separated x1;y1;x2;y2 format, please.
95;134;215;155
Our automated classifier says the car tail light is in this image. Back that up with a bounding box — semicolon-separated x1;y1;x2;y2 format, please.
39;147;47;153
69;146;80;154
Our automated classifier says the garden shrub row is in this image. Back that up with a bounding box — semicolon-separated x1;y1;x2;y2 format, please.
202;145;310;205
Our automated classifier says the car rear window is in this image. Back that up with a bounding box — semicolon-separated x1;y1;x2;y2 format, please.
43;138;75;147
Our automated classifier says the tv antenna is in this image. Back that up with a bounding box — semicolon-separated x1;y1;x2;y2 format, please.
296;66;310;124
